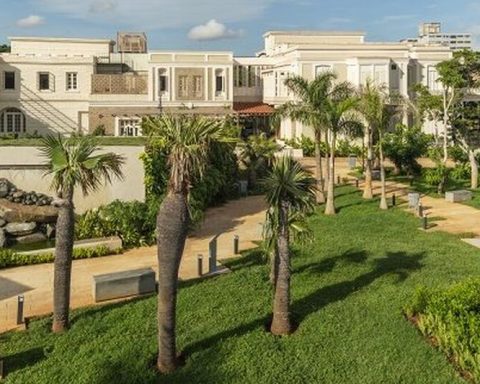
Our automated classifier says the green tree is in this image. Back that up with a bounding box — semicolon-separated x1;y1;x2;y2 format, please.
39;135;124;333
358;82;403;209
142;114;235;373
276;73;338;204
413;84;443;144
263;156;316;335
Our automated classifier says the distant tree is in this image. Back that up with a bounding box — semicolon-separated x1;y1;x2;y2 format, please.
0;44;10;53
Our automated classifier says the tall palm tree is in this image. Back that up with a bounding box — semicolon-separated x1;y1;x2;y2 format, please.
322;82;361;215
39;135;124;333
263;156;316;335
142;114;233;373
276;73;338;204
358;82;403;209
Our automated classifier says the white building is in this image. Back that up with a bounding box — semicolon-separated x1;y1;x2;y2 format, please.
0;30;454;139
402;22;472;52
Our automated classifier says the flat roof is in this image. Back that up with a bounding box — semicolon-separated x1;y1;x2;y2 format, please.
9;36;115;45
263;30;366;38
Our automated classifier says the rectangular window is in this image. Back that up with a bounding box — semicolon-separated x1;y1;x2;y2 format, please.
178;75;188;97
4;72;15;90
193;76;202;95
428;66;439;91
315;65;332;77
66;72;78;90
39;73;50;90
117;118;142;137
215;75;224;93
159;75;167;92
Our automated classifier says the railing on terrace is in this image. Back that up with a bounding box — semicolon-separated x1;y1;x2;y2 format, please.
91;73;148;95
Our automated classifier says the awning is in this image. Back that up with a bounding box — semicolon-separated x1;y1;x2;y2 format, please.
233;102;275;116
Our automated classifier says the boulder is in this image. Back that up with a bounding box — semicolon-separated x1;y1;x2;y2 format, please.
46;224;56;239
0;229;6;248
13;232;47;245
0;218;6;227
5;222;37;236
0;199;58;223
0;179;9;198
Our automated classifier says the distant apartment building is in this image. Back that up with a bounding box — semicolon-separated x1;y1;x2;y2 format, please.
0;30;454;139
402;22;472;51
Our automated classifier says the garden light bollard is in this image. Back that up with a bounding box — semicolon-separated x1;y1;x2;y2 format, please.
234;235;239;255
422;214;428;230
209;237;217;273
337;175;341;185
392;193;396;207
17;295;24;325
355;178;359;188
418;203;423;218
197;254;203;277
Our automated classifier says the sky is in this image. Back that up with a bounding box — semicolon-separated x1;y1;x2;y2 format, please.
0;0;479;55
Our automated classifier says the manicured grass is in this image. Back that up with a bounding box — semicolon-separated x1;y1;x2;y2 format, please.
0;136;147;146
2;186;480;383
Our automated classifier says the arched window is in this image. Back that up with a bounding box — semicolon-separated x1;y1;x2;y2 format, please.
0;108;26;134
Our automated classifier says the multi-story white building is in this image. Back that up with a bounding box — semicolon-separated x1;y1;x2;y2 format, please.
402;22;472;52
0;30;454;139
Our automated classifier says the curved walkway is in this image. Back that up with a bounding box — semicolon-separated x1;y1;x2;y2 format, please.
0;195;267;333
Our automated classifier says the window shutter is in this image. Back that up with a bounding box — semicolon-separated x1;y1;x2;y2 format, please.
49;73;55;92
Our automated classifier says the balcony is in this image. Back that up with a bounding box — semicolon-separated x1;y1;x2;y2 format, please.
91;73;148;95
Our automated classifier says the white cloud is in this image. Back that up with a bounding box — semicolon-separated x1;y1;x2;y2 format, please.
36;0;276;29
188;19;243;41
380;14;417;23
16;15;45;28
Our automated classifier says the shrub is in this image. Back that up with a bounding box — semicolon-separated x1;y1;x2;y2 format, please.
75;200;158;248
405;278;480;382
284;135;316;157
383;125;431;176
0;245;120;269
335;139;362;157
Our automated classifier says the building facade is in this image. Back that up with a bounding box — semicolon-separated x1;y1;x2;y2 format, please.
402;22;472;52
0;30;454;139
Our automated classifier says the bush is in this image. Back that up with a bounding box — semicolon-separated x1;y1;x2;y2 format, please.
335;139;362;157
0;245;120;269
75;200;158;248
383;125;431;176
284;136;361;157
405;278;480;382
284;135;315;157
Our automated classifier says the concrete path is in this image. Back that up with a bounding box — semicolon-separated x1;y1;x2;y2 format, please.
0;195;267;333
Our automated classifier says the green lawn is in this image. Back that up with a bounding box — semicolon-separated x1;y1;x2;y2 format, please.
2;186;480;383
0;137;147;147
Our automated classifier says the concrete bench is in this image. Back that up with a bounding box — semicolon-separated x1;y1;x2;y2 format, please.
92;268;156;302
445;190;472;203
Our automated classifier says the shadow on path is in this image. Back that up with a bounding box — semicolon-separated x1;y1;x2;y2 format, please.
0;277;33;300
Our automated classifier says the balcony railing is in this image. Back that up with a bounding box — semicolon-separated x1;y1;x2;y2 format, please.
91;73;148;95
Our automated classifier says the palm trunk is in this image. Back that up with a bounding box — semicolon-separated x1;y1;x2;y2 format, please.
363;126;373;199
157;191;189;373
469;149;478;190
314;130;325;204
379;136;388;210
52;188;75;333
325;132;336;216
270;201;291;335
324;130;329;189
269;248;279;287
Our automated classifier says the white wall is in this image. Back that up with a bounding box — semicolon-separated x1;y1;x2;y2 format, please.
0;146;145;213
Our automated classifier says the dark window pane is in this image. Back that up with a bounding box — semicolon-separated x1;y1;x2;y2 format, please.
159;76;167;92
4;72;15;89
216;76;223;92
39;73;49;90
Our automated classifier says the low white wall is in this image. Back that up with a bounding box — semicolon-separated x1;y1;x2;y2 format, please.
0;146;145;213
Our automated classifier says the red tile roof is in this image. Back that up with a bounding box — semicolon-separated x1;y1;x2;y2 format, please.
233;102;275;115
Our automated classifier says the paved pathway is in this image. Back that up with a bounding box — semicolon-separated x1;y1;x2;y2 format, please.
0;195;267;333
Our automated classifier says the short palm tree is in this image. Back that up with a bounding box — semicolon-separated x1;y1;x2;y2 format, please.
142;114;234;373
39;135;124;333
322;82;361;215
358;82;403;209
263;156;316;335
277;73;338;204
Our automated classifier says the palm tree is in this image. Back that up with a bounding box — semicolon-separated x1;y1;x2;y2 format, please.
322;82;361;215
276;73;338;204
142;114;233;373
39;135;124;333
263;156;316;335
358;82;403;209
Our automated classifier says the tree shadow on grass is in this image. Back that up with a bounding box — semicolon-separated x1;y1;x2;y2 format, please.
3;347;46;377
183;250;424;356
295;248;369;275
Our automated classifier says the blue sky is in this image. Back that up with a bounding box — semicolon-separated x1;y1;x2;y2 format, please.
0;0;479;55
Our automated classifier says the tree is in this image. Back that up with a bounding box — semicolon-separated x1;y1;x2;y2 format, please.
142;114;234;373
39;135;124;333
358;82;403;209
276;73;338;204
263;156;316;335
413;84;443;144
322;81;361;215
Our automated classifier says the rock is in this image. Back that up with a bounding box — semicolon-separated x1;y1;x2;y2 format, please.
0;218;6;227
0;199;58;223
46;224;56;239
0;228;6;248
5;222;37;236
0;179;9;198
13;231;47;245
12;191;24;199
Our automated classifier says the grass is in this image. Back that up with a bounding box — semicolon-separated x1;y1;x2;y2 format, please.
2;186;480;383
0;136;147;146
